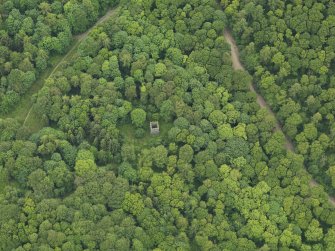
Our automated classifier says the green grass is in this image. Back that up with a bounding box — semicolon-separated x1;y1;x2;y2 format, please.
0;53;68;194
0;38;83;134
0;55;63;121
120;121;173;148
2;32;96;132
0;8;120;134
0;8;121;194
0;54;65;134
0;41;81;191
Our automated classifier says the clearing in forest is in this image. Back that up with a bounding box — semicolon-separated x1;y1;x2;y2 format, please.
0;8;119;133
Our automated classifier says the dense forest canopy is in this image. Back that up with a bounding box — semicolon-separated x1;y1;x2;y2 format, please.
222;0;335;195
0;0;334;250
0;0;118;113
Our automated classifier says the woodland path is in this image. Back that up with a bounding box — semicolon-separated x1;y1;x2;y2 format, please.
21;8;119;126
223;29;335;206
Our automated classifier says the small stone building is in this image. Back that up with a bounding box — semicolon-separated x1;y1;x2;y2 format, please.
150;121;159;134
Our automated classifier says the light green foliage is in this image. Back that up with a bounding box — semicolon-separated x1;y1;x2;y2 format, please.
0;1;334;250
224;0;335;194
0;0;115;115
234;123;247;140
209;110;226;127
152;145;168;169
218;123;233;139
179;144;194;163
305;220;323;242
131;108;147;127
154;63;167;77
74;149;97;177
122;192;144;216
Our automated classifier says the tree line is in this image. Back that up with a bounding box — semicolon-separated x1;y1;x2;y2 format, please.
221;0;335;195
0;0;119;113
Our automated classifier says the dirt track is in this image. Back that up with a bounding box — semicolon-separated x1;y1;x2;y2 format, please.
75;8;117;40
23;8;119;126
223;29;335;206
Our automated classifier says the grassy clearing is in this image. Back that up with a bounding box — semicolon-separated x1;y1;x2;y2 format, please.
0;53;68;134
21;40;82;133
0;55;63;121
0;8;120;133
19;9;120;132
120;121;173;148
0;9;120;192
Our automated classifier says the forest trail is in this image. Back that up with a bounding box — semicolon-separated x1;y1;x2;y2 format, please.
20;8;119;126
45;8;119;78
223;29;335;206
75;8;117;40
223;30;294;151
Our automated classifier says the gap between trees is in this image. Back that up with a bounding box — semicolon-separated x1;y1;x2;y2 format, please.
223;29;335;207
3;8;119;131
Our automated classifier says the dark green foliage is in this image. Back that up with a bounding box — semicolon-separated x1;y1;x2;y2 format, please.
0;0;119;113
223;0;335;194
0;0;334;250
224;137;250;160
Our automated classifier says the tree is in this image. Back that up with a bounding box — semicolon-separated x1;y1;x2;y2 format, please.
64;2;89;34
160;100;174;122
28;169;54;199
155;62;167;77
11;156;43;184
103;177;129;210
1;1;334;250
166;48;184;66
122;192;144;216
218;123;233;140
328;166;335;189
209;110;226;127
47;230;66;248
131;108;146;127
74;149;97;177
121;144;136;162
305;220;323;242
179;144;194;163
152;145;168;169
223;137;250;161
47;159;74;196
